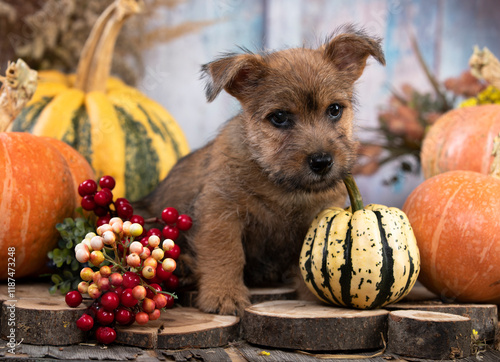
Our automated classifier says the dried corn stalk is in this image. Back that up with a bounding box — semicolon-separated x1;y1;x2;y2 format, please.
0;59;37;132
0;0;214;85
469;46;500;89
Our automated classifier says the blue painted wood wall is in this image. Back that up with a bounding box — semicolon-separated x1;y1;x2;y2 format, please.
140;0;500;207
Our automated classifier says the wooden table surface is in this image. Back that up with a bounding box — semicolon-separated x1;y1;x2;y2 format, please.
1;282;499;361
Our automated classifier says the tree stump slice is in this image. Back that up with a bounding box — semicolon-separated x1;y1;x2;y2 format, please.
116;307;239;349
242;300;388;351
387;302;497;341
1;296;87;346
387;310;471;359
0;283;51;302
177;286;297;308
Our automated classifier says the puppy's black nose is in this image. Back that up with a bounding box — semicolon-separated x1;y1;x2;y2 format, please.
308;153;333;174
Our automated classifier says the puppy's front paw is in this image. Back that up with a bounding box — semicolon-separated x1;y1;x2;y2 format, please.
197;283;251;316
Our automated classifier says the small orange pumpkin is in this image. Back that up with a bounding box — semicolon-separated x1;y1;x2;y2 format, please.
403;136;500;302
0;133;94;279
421;104;500;179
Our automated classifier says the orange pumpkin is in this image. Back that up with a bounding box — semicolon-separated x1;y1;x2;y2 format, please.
421;104;500;179
402;170;500;303
42;136;95;206
0;133;94;279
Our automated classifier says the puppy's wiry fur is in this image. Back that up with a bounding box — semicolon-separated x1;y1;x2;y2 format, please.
134;25;385;315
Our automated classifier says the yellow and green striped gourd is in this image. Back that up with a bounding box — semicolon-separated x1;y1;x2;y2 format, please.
11;0;189;201
299;174;420;309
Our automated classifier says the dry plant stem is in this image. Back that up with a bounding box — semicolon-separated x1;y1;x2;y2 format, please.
490;133;500;179
469;46;500;89
74;0;142;93
0;59;37;132
410;35;449;111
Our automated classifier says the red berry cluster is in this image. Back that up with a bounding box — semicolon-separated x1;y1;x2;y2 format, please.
66;176;193;344
78;175;142;228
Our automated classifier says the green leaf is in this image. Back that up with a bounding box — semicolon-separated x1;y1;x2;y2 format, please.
71;259;79;271
51;274;63;284
59;230;70;241
59;281;71;294
47;251;53;259
71;279;80;290
63;270;74;279
48;285;58;295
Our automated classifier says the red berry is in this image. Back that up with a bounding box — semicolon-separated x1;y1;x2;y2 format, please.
115;307;135;326
95;326;116;345
164;274;179;291
164;244;181;260
65;291;82;308
147;228;161;238
95;190;112;207
100;292;119;311
81;195;96;211
101;187;113;199
122;272;141;289
130;215;145;226
76;314;94;331
88;301;100;318
99;176;116;190
165;293;175;309
113;286;124;297
135;312;149;325
162;225;179;241
139;237;149;248
96;214;111;227
117;203;134;220
146;283;162;299
96;308;115;325
94;205;109;217
156;264;172;281
78;179;97;197
115;197;130;207
141;298;156;314
146;275;162;285
161;207;179;225
149;309;161;320
177;214;193;231
153;293;167;309
121;288;138;308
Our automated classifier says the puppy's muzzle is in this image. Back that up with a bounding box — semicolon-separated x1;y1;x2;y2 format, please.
308;152;333;175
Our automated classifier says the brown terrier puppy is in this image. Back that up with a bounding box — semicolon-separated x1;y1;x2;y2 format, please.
135;25;385;315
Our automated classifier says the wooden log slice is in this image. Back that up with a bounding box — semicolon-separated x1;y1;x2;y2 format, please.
386;302;497;341
1;297;87;346
116;307;239;349
177;286;297;308
242;300;388;351
388;310;471;359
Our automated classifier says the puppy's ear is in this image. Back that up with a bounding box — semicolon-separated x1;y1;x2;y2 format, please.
202;53;265;102
322;25;385;80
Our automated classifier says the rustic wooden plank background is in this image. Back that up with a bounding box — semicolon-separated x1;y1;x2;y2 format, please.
140;0;500;207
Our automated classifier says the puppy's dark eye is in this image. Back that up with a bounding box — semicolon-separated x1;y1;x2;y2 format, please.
267;110;293;128
326;103;343;121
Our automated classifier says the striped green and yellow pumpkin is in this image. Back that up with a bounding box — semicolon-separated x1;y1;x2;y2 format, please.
299;175;420;309
10;0;189;202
